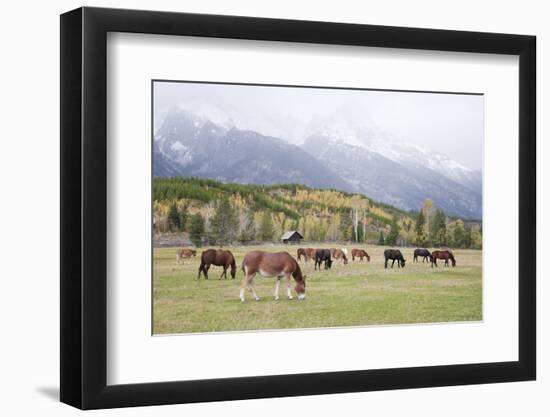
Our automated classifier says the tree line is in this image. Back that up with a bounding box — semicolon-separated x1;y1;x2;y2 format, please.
154;178;482;249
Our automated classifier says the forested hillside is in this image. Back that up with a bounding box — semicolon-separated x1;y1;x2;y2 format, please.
153;177;482;249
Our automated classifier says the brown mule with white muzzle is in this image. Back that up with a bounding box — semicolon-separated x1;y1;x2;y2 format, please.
240;251;306;302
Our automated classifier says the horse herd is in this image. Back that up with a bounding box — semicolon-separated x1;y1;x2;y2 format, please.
174;246;456;302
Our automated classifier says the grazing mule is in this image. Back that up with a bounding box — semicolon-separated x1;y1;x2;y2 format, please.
176;248;196;264
330;248;348;264
198;249;237;280
413;248;432;263
351;249;370;262
240;251;306;302
431;250;456;267
297;248;313;262
384;249;406;268
314;249;333;270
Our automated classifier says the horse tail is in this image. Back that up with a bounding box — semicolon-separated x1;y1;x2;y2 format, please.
241;258;246;274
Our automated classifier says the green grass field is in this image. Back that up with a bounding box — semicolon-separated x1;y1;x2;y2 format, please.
153;245;482;334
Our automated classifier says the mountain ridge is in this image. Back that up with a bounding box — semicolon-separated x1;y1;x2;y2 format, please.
154;109;482;220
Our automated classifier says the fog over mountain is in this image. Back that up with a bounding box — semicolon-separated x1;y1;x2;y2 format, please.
153;82;483;219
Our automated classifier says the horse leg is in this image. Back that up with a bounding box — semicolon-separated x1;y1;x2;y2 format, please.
220;266;227;279
249;275;260;301
197;263;204;280
285;274;293;300
384;258;388;269
274;278;281;300
239;274;249;302
391;259;395;268
204;264;210;279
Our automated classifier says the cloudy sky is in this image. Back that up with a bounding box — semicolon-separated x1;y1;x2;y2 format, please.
154;81;484;171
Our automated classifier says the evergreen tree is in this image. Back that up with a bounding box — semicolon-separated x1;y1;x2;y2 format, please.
452;219;466;248
258;211;275;241
415;210;426;246
179;204;188;232
464;226;472;248
168;201;181;231
385;218;400;246
188;213;205;247
209;197;239;245
431;209;447;247
377;231;385;245
339;211;352;241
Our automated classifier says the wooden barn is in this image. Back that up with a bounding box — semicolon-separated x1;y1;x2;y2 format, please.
281;231;303;244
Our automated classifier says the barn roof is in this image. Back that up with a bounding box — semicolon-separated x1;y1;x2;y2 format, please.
281;231;303;240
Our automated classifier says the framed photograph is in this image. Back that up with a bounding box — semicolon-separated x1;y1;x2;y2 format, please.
60;6;536;409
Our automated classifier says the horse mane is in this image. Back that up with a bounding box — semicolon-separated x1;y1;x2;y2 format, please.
293;261;304;282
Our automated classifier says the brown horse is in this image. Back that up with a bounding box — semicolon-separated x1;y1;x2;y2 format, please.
330;248;348;264
305;248;316;261
176;248;196;264
351;248;370;262
297;248;313;262
240;251;306;302
198;249;237;279
431;250;456;267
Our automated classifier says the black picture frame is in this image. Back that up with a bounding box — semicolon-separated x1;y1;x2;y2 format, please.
60;6;536;410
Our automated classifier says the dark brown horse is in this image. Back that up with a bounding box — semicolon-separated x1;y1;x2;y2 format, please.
315;249;333;270
413;248;432;263
240;251;306;301
330;248;348;264
351;248;370;262
384;249;406;268
176;248;196;264
431;250;456;267
198;249;237;279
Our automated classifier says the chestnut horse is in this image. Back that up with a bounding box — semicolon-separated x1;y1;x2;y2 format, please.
198;249;237;279
176;248;196;264
413;248;432;263
297;248;315;262
240;251;306;302
351;248;370;262
330;248;348;264
431;250;456;267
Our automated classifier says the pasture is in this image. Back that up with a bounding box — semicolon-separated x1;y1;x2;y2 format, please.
153;245;482;334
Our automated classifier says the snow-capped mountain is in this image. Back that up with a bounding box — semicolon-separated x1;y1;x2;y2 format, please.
301;106;482;195
154;109;482;219
302;134;482;219
154;110;353;192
